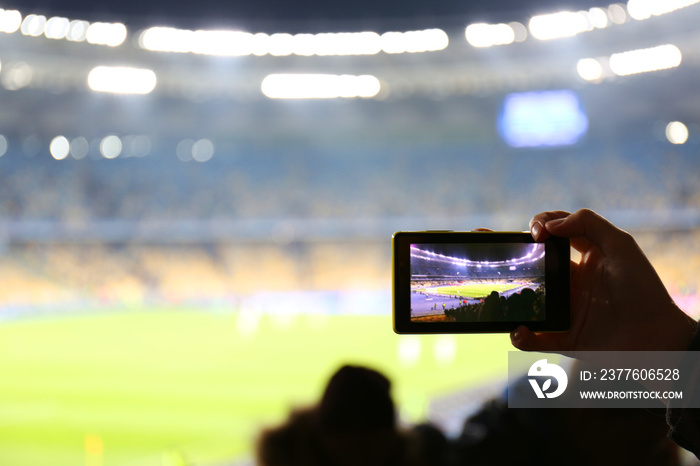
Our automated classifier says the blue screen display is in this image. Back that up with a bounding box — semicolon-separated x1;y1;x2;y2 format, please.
498;90;588;147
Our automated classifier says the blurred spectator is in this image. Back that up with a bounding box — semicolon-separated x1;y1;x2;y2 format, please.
256;365;447;466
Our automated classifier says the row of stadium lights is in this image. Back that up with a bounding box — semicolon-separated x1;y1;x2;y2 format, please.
0;3;693;99
0;119;690;162
0;134;215;161
410;245;545;267
0;10;126;46
0;0;696;99
1;0;697;53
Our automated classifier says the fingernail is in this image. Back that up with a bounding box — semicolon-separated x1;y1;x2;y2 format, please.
531;222;542;240
511;328;521;344
545;218;565;229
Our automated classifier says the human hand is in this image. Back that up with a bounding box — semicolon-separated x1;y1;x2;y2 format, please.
511;209;697;352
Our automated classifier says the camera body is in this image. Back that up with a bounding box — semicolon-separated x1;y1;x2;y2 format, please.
392;231;570;334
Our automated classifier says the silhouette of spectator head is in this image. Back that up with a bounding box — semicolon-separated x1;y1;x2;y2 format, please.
317;364;396;432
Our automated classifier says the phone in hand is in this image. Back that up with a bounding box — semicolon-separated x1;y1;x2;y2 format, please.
392;231;570;334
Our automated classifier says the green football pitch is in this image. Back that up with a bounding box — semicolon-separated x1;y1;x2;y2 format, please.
431;283;522;298
0;308;512;466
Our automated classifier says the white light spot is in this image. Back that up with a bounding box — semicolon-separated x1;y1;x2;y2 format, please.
577;58;604;81
509;22;528;42
0;135;8;157
268;33;294;56
100;135;122;159
666;121;689;144
237;308;260;338
44;17;69;39
627;0;700;20
529;11;593;40
70;136;89;160
433;335;457;367
609;44;682;76
398;336;421;367
465;23;515;48
86;22;127;47
192;139;214;162
67;20;89;41
20;14;46;37
176;139;194;161
130;135;152;157
2;62;33;90
589;7;609;28
0;10;22;34
261;74;380;99
87;66;156;94
608;4;628;24
50;136;70;160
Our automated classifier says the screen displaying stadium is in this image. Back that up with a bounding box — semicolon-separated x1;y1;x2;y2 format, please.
410;243;545;323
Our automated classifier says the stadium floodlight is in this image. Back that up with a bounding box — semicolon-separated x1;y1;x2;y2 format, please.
20;14;46;37
465;23;515;48
588;7;609;28
194;30;267;56
528;11;593;40
410;244;545;268
608;4;629;24
627;0;700;20
192;139;215;162
87;66;157;94
0;9;22;34
86;22;127;47
306;31;381;56
50;136;70;160
666;121;689;144
67;20;89;41
380;29;448;54
261;74;380;99
609;44;682;76
139;28;383;56
100;135;122;159
577;58;604;81
44;16;69;40
70;137;89;160
139;26;444;56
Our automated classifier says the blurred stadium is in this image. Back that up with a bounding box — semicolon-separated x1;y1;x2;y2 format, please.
0;0;700;464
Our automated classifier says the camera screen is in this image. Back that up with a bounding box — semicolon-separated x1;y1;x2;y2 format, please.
410;242;545;323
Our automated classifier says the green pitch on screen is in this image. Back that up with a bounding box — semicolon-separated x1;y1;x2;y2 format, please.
431;283;523;298
0;309;511;465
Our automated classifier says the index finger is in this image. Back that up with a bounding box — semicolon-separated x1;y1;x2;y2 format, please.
544;209;632;256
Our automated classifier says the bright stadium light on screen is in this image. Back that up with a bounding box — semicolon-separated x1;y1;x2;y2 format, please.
498;90;588;148
88;66;157;94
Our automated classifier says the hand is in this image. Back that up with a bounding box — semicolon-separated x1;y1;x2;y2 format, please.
511;209;697;352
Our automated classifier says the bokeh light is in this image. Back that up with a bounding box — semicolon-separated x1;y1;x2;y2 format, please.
49;135;70;160
666;121;689;144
